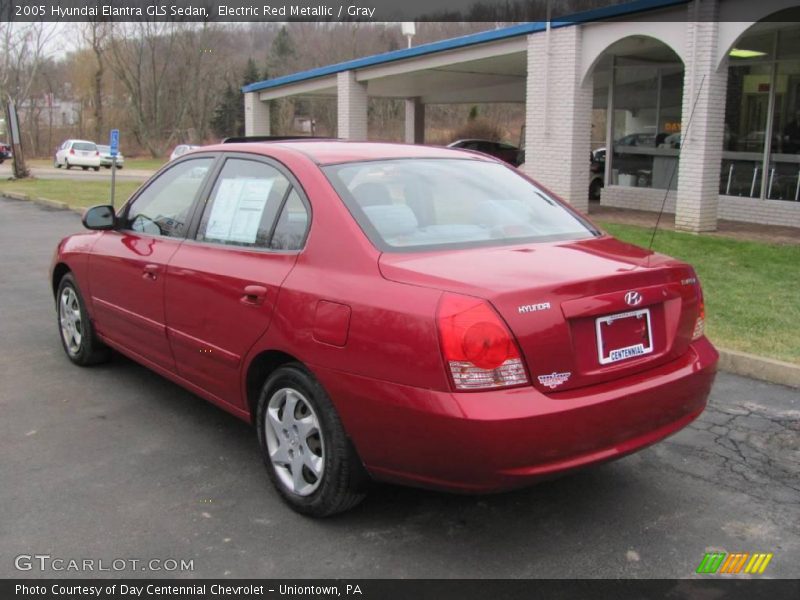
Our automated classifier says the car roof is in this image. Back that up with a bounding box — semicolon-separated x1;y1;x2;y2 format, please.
201;140;496;166
68;139;96;145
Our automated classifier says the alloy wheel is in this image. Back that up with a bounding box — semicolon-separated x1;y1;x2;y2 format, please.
59;287;83;356
264;388;325;496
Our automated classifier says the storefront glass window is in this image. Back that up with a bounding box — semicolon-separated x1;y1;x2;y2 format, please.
721;22;800;202
607;50;684;190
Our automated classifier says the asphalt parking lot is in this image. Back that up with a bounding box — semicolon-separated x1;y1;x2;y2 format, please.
1;196;798;579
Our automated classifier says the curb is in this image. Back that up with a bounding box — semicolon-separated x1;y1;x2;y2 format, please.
718;348;800;389
1;189;84;215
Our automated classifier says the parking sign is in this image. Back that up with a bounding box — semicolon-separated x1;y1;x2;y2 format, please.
109;129;120;157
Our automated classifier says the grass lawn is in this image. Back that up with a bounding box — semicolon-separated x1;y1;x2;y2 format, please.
0;178;141;208
28;157;166;171
599;221;800;365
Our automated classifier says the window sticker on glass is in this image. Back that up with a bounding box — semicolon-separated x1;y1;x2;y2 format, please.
205;178;275;244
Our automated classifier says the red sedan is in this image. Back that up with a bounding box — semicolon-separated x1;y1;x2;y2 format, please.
51;140;717;516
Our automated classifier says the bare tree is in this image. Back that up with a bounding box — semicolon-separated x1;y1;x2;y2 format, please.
0;20;56;177
106;22;194;156
82;21;110;142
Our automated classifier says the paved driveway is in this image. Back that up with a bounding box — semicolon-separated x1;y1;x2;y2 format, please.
0;196;798;579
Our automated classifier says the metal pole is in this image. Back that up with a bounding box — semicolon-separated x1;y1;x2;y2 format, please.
604;55;615;187
110;156;117;208
726;163;734;195
760;33;779;200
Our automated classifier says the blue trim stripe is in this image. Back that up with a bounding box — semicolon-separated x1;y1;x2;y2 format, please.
242;0;689;94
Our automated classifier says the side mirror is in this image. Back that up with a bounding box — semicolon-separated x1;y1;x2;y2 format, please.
82;205;116;230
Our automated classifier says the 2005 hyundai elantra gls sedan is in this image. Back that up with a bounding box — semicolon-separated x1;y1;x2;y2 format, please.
51;140;718;516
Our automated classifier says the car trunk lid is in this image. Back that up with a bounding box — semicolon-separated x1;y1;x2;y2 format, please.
379;236;702;393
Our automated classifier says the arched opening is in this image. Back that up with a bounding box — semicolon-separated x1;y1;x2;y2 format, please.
590;35;685;205
721;10;800;201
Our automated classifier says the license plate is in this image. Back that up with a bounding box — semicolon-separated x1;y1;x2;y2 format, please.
596;308;653;365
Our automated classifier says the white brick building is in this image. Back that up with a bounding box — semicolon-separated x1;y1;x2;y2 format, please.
243;0;800;231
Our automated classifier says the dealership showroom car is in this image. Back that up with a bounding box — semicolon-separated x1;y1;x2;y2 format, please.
97;144;124;169
53;139;102;171
51;139;717;517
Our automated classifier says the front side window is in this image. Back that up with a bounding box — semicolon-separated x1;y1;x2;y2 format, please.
124;158;212;238
197;158;292;248
324;158;596;251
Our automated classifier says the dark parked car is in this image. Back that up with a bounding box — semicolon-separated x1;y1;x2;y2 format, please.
447;138;522;166
0;141;11;164
51;139;717;516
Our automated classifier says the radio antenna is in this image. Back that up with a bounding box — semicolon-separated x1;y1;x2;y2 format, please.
648;74;706;252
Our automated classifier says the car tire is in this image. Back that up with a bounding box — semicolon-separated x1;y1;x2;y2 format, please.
65;160;71;170
104;165;110;169
93;167;100;172
589;178;603;201
56;273;111;367
256;363;368;517
82;166;88;171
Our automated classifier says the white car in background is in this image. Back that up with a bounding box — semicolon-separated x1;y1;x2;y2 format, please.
97;144;124;169
169;144;199;161
54;140;101;171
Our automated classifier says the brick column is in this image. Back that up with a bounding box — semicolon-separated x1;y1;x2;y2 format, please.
675;0;726;232
244;92;270;136
404;98;425;144
523;27;592;212
337;71;368;140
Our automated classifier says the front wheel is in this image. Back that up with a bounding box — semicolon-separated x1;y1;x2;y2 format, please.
256;364;368;517
93;167;100;172
56;273;111;366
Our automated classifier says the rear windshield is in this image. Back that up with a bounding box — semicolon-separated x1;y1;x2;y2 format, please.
323;158;597;252
73;142;97;151
97;145;110;152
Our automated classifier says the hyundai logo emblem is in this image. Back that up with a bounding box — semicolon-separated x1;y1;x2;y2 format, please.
625;291;643;306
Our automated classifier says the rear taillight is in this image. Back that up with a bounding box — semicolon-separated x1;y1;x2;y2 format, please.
95;151;99;156
69;149;75;155
692;282;705;341
437;293;529;391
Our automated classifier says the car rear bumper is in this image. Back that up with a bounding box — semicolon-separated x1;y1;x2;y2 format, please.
67;156;101;167
314;337;718;493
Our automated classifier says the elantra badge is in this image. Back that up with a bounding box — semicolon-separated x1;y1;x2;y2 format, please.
624;291;642;306
537;372;571;389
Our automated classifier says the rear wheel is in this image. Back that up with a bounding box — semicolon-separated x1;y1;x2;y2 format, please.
256;363;368;517
65;160;71;170
82;166;88;171
93;167;100;172
56;273;111;366
589;178;603;200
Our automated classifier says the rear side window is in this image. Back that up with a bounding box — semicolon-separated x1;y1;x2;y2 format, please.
124;158;212;238
323;158;596;252
196;158;293;249
270;189;309;251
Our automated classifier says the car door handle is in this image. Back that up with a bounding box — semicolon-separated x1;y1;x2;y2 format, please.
241;285;268;305
142;264;159;280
